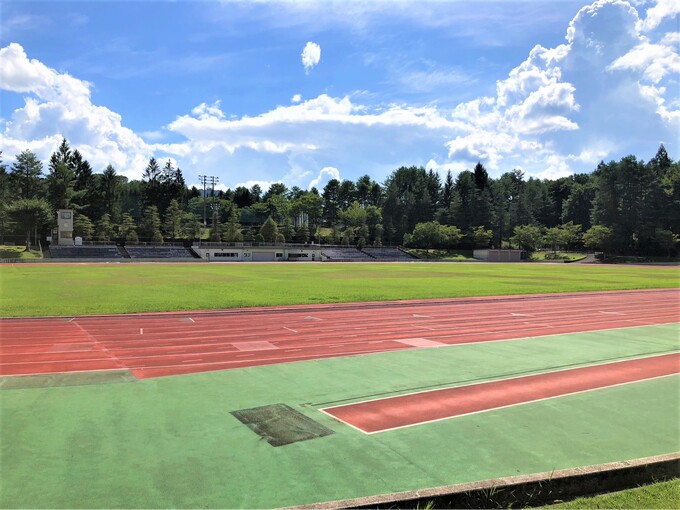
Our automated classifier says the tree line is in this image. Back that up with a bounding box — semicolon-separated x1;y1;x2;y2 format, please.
1;139;678;256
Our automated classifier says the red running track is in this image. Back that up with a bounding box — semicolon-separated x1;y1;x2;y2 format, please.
0;289;678;379
323;352;680;433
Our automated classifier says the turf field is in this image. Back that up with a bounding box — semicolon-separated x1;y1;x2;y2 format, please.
1;262;678;316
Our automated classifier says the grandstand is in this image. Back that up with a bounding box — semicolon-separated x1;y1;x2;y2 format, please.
361;247;416;260
125;246;196;259
321;247;374;261
49;245;123;259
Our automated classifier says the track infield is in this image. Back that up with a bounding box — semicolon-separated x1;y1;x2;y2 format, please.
1;289;678;508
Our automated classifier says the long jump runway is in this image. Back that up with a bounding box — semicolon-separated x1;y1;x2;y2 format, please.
1;289;678;380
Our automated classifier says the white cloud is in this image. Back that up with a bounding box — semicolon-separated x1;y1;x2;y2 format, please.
308;166;340;190
301;41;321;73
441;0;678;177
0;43;151;179
291;93;302;103
608;39;680;83
639;0;680;31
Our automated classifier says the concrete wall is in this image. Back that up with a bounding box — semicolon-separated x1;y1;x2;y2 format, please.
193;244;321;262
473;249;526;262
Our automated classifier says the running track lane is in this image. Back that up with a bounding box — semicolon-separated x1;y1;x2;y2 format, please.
0;289;678;379
322;353;680;433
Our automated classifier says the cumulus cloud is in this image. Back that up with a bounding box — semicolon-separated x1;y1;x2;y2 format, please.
639;0;680;31
308;166;340;190
608;39;680;83
291;93;302;103
0;43;151;178
301;41;321;73
443;0;679;176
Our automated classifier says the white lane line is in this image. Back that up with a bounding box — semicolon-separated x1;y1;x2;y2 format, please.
140;328;143;335
511;313;533;317
285;349;302;352
413;314;431;318
305;316;321;321
283;326;298;333
600;311;625;315
233;341;277;351
412;325;436;331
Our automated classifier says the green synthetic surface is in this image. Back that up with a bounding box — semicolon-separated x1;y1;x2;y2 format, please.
1;262;678;316
1;324;678;508
0;370;136;390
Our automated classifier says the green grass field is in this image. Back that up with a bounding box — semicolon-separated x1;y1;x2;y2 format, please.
1;262;678;316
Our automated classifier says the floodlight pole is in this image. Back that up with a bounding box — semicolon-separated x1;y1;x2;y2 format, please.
199;175;208;227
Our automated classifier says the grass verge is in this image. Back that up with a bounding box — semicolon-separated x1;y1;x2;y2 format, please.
406;248;476;260
530;251;586;262
0;245;41;260
543;478;679;508
1;262;678;316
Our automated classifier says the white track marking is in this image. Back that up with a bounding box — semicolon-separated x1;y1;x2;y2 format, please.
283;326;298;333
411;325;436;331
304;316;321;321
600;311;625;315
511;313;533;317
412;314;431;318
233;341;277;351
396;338;446;348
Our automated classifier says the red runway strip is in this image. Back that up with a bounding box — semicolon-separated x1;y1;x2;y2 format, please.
1;289;678;379
323;353;680;433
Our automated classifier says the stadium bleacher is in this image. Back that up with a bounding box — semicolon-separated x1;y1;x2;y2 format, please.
49;245;123;259
321;247;374;261
125;246;195;259
361;247;416;260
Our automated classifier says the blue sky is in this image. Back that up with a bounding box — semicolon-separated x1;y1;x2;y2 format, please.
1;0;678;192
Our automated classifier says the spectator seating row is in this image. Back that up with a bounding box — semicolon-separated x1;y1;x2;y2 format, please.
49;245;123;258
322;247;374;261
361;247;415;260
125;246;195;259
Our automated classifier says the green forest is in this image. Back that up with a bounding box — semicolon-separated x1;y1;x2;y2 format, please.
1;139;678;256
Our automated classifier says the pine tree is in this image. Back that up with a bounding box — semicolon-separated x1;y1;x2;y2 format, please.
222;207;243;242
119;213;138;243
162;199;183;239
140;205;163;244
10;150;43;200
259;216;279;243
73;213;95;240
96;213;116;242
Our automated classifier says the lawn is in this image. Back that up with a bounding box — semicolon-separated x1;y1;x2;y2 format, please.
0;245;41;260
1;262;678;316
544;478;679;509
